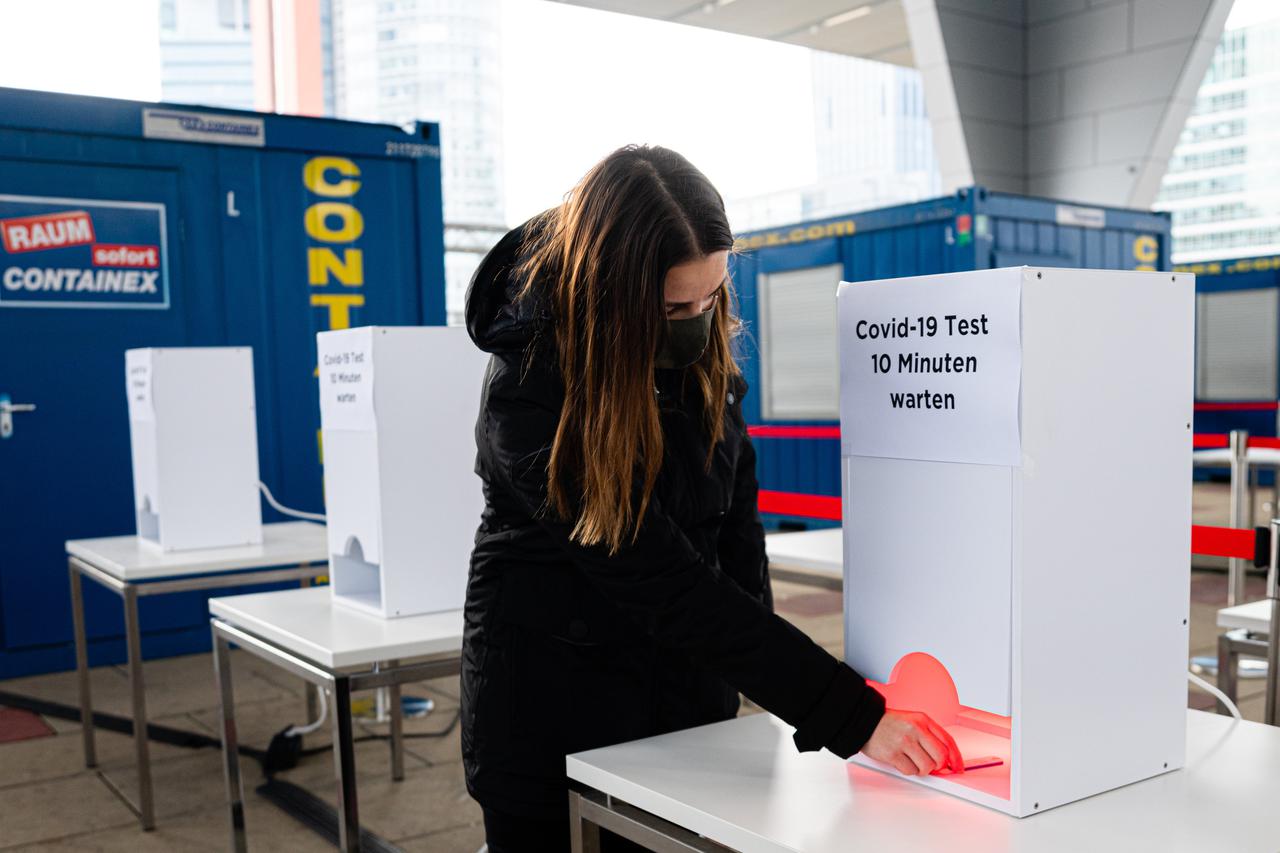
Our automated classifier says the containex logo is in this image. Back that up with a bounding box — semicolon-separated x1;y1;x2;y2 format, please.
0;195;170;310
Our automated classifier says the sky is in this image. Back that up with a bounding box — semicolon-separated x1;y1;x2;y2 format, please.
0;0;161;100
498;0;817;223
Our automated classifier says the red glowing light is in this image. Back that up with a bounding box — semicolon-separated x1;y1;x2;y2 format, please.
865;652;1014;797
868;651;962;726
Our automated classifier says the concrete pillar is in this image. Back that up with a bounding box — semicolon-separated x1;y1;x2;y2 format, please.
906;0;1235;207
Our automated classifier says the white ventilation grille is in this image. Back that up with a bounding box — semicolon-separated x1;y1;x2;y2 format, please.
759;263;843;420
1196;289;1278;400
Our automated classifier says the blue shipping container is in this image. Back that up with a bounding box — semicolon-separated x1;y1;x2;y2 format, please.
729;186;1171;527
0;87;446;677
1176;254;1280;443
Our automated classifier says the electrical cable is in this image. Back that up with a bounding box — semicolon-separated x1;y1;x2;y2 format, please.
258;480;326;522
285;684;328;737
1187;670;1242;721
296;710;462;759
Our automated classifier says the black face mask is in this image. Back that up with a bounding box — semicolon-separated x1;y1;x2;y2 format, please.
655;309;713;370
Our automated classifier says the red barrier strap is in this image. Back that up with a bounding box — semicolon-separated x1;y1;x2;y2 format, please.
748;426;841;440
1193;433;1280;449
1191;525;1256;560
758;489;841;521
1194;401;1279;412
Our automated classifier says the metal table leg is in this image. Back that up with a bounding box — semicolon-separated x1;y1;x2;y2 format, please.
330;675;361;852
122;586;155;830
569;790;602;853
209;618;462;851
213;628;248;853
1228;430;1250;608
69;559;96;768
387;660;404;782
300;564;319;734
569;788;731;852
1218;630;1240;714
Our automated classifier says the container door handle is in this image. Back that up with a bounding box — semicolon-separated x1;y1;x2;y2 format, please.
0;394;36;439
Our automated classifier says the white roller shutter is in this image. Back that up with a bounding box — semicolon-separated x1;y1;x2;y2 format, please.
1196;288;1278;400
758;264;843;420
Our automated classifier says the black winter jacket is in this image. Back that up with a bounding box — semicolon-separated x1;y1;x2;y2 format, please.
460;221;886;819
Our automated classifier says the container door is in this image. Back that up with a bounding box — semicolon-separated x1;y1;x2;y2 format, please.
0;158;188;662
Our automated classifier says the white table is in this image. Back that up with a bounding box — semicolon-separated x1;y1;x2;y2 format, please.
65;521;327;830
765;529;842;590
1219;599;1272;633
566;710;1280;853
209;585;464;852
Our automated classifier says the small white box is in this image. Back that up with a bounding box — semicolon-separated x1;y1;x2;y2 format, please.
126;347;263;552
317;326;488;618
839;267;1194;816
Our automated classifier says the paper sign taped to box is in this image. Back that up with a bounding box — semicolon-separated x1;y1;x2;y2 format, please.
125;348;155;422
838;270;1021;466
318;328;377;432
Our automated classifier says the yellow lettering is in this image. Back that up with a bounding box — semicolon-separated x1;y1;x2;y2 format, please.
308;247;364;286
303;156;362;197
1133;235;1159;264
311;293;365;329
305;202;364;243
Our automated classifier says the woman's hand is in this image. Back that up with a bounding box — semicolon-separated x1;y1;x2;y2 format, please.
860;709;964;776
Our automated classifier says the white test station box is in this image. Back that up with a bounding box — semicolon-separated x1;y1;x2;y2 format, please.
838;267;1194;817
125;347;263;552
317;326;488;618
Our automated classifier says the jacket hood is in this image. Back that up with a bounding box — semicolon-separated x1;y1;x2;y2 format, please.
465;218;548;354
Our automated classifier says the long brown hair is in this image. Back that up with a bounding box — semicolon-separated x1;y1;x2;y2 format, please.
517;145;739;554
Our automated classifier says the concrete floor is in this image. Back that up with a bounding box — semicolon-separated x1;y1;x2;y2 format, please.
0;480;1272;851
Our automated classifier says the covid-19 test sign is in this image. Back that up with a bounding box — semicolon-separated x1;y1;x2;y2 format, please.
838;270;1023;467
0;194;170;310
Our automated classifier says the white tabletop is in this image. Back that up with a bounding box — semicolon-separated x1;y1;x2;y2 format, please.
208;585;463;669
66;521;328;582
765;528;842;578
1192;446;1280;467
1218;598;1274;633
567;710;1280;853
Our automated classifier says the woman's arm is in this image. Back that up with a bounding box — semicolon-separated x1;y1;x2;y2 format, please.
478;355;885;758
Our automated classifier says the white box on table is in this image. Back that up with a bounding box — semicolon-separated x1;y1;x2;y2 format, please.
838;267;1194;816
317;326;488;618
125;347;262;552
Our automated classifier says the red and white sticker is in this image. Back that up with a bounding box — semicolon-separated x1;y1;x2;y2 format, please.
0;210;96;253
92;243;160;268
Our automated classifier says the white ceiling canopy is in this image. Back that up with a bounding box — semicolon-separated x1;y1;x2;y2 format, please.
550;0;913;66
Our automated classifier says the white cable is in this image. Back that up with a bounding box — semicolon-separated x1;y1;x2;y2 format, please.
258;481;326;523
1187;670;1242;721
286;684;329;737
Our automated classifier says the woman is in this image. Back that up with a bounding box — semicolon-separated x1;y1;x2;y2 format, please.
463;145;961;851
